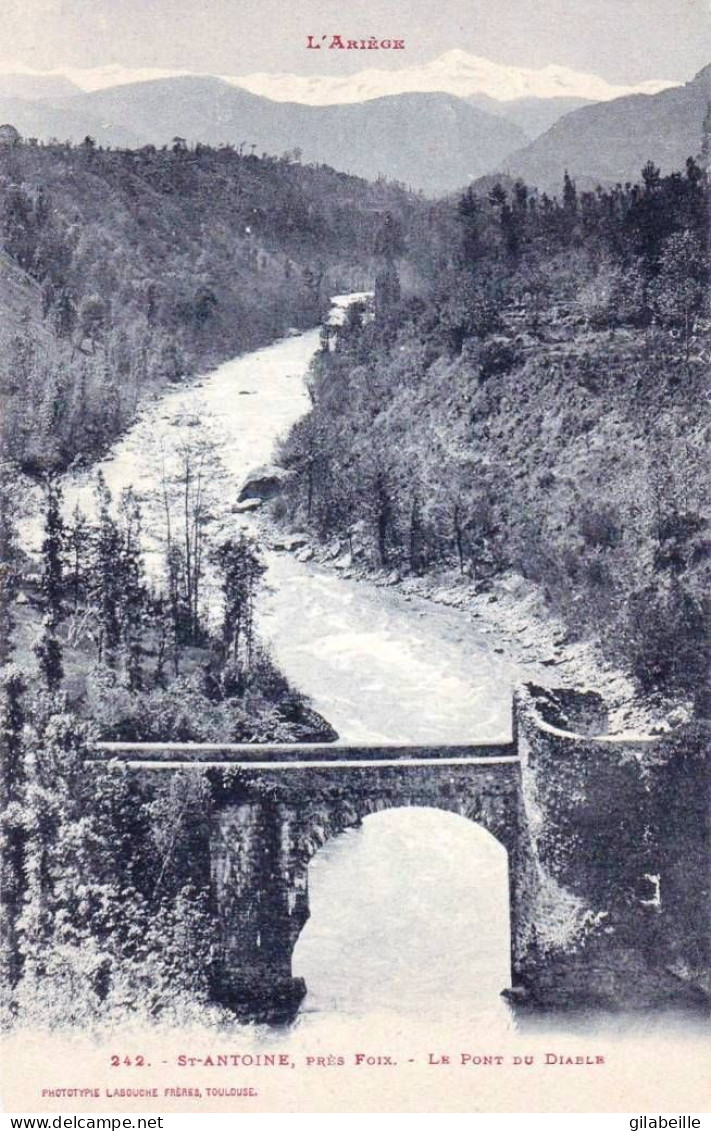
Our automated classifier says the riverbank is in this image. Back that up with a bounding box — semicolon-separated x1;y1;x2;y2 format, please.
258;516;692;737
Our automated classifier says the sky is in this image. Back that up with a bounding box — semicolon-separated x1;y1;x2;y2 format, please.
3;0;710;83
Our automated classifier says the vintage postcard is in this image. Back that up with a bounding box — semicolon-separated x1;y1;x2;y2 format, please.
0;0;709;1115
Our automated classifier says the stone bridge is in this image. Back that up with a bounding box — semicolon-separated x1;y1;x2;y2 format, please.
89;685;709;1021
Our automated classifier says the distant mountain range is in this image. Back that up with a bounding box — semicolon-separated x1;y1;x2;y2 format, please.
0;53;705;198
500;63;711;193
0;77;529;196
0;73;82;101
466;92;593;141
0;94;141;149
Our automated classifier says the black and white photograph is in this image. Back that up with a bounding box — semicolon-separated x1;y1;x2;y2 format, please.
0;0;709;1114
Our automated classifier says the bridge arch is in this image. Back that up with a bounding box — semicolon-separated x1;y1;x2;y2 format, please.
293;805;512;1015
207;758;525;1021
287;790;520;872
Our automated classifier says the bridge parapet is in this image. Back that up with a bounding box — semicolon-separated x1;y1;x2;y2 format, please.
90;739;516;765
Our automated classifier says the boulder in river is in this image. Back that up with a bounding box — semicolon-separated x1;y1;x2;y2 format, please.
237;464;294;502
232;499;262;513
271;533;309;552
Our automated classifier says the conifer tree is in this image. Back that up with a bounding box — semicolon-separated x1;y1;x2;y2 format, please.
0;666;26;995
0;466;20;667
66;504;89;615
91;473;122;667
117;488;145;691
34;478;65;691
211;534;266;683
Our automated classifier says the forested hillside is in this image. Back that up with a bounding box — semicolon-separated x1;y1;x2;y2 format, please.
278;160;710;712
501;63;711;192
1;141;375;1023
28;77;529;196
0;138;427;472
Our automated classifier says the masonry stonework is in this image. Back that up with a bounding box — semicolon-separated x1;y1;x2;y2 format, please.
513;684;709;1011
94;684;709;1021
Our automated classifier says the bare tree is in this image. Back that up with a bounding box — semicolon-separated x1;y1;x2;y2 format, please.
154;428;227;657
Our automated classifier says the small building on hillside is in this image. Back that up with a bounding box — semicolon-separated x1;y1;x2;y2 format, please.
0;124;22;147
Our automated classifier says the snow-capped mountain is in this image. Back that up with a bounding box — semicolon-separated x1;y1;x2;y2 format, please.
227;50;677;106
0;50;677;104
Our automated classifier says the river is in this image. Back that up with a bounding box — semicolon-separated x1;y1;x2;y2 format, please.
55;295;550;1023
62;294;541;745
